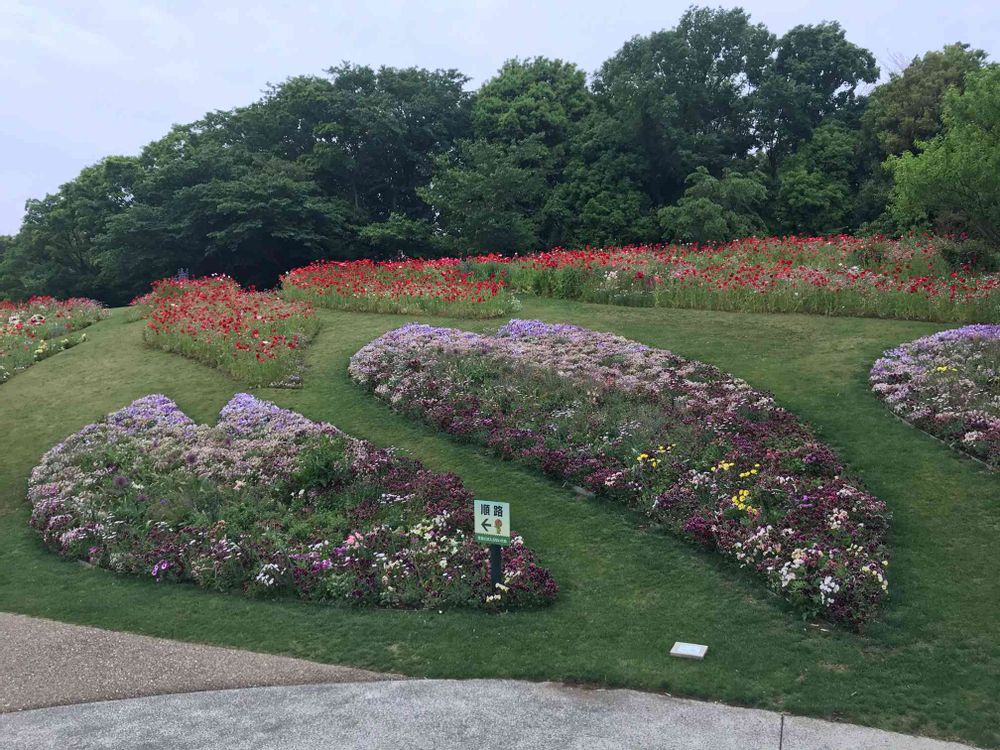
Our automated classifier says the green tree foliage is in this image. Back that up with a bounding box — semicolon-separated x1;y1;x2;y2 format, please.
863;44;987;157
2;65;470;302
755;22;878;174
0;157;138;301
464;57;593;247
855;44;986;229
0;235;24;299
776;121;859;234
544;134;656;248
2;5;993;304
594;7;775;205
888;66;1000;243
309;65;471;221
472;57;590;148
100;144;352;299
658;167;767;243
418;140;546;253
358;212;450;258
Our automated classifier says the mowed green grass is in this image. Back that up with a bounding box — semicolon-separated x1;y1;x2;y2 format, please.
0;299;997;748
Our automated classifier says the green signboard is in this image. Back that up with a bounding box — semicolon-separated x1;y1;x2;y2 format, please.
474;500;511;546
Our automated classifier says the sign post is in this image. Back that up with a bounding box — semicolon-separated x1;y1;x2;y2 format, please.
474;500;511;587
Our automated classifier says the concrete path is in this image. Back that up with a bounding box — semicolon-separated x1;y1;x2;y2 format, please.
0;680;978;750
0;613;980;749
0;612;394;712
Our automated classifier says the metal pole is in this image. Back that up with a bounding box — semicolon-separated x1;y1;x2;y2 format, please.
489;544;502;587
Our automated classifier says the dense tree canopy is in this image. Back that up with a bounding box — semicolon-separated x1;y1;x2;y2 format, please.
776;121;860;234
853;43;988;230
754;22;878;174
472;57;590;148
419;139;547;253
889;66;1000;243
863;43;987;158
658;167;768;243
1;7;994;303
593;7;774;205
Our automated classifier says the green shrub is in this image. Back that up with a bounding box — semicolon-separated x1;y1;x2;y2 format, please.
937;237;1000;272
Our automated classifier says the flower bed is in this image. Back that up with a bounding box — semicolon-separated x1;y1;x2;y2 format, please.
28;393;557;609
281;258;520;318
0;296;106;384
351;320;891;627
131;276;321;387
467;236;1000;323
871;325;1000;468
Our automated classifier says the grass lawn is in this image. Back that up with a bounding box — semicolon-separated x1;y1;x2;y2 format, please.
0;298;997;748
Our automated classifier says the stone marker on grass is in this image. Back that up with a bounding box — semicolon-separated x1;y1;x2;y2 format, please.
670;642;708;660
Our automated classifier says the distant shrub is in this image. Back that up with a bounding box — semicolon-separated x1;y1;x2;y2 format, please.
936;237;1000;273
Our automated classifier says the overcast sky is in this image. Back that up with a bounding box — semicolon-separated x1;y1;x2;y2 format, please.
1;0;997;235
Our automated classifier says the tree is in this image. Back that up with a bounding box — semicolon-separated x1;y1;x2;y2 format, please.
593;7;775;205
307;64;472;222
0;235;26;299
888;66;1000;243
468;57;593;246
854;44;987;229
538;101;657;248
658;167;768;243
755;22;878;175
358;213;450;258
100;145;353;298
2;157;138;302
863;43;987;157
473;57;590;148
776;121;859;234
419;139;546;253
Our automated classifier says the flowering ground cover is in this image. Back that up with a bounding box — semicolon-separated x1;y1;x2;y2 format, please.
281;258;520;318
467;235;1000;323
351;320;891;628
0;296;106;384
131;276;321;387
871;325;1000;469
2;301;999;746
28;392;556;609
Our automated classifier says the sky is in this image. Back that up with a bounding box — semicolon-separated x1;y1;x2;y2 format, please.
1;0;998;235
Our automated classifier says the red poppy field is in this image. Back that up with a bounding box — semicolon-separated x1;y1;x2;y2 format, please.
468;235;1000;322
132;275;320;386
276;235;998;323
281;258;519;318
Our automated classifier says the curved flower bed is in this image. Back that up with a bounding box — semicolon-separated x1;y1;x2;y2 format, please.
28;394;557;609
351;320;891;627
1;296;106;384
468;236;1000;323
131;276;320;387
281;258;519;319
871;325;1000;468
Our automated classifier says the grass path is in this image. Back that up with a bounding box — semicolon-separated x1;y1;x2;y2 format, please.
0;299;996;747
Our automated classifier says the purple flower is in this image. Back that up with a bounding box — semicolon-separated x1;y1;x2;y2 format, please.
351;319;890;627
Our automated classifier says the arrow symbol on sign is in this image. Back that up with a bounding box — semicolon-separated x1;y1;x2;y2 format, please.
480;518;491;533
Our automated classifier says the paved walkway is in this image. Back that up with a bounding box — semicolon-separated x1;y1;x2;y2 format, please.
0;613;980;749
0;612;394;712
1;681;978;750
